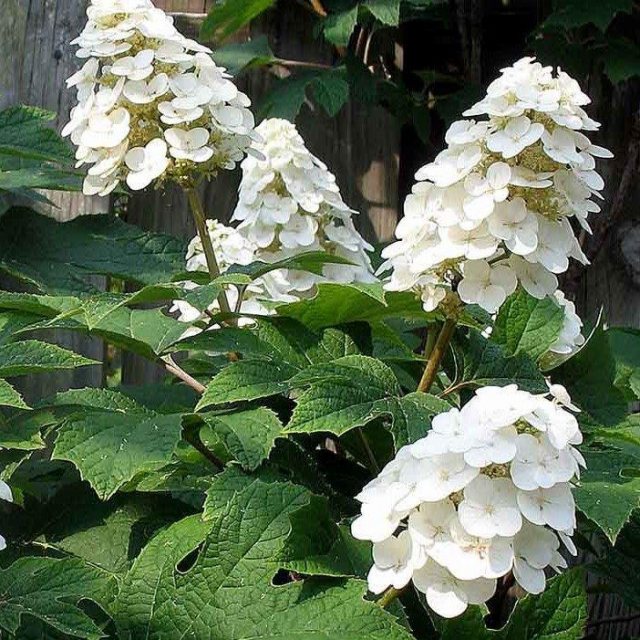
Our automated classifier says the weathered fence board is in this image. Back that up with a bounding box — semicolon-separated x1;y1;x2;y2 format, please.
1;0;106;402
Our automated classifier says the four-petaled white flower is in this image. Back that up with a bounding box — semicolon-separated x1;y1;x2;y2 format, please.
517;483;576;531
165;127;213;163
412;559;496;618
458;475;522;538
487;115;545;158
457;259;518;313
463;162;511;220
125;138;170;190
367;531;422;594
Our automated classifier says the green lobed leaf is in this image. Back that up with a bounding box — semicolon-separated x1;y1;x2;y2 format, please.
590;510;640;609
544;0;634;31
0;557;115;639
324;6;359;46
457;330;547;393
603;37;640;83
440;569;587;640
113;480;413;640
52;411;184;500
211;35;275;76
33;490;190;576
286;354;446;444
0;378;29;409
196;319;366;409
0;106;72;163
0;310;43;345
0;410;45;450
492;290;565;361
201;0;275;40
287;354;401;435
258;71;319;121
0;340;97;377
554;326;629;428
574;449;640;542
311;70;351;117
202;407;283;471
0;208;187;295
277;281;424;330
390;391;452;448
0;290;190;360
363;0;401;25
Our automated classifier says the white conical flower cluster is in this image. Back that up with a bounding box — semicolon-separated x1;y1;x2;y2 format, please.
171;219;283;329
381;57;612;315
0;480;13;551
63;0;256;196
231;118;376;297
352;383;584;618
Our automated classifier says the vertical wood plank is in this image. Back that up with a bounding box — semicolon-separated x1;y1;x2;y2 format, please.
1;0;107;402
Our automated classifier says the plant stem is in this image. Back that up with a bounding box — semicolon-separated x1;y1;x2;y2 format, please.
378;587;403;608
274;57;333;70
417;318;457;394
163;356;206;394
308;0;328;17
357;427;380;474
185;187;232;317
183;427;223;469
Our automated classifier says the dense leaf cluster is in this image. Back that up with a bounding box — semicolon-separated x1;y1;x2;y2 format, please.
0;199;639;637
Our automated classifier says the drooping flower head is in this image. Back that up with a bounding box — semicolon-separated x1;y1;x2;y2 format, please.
63;0;256;196
352;383;584;618
382;57;612;315
231;118;376;297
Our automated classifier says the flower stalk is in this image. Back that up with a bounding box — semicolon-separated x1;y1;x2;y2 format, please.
417;318;457;394
185;187;233;317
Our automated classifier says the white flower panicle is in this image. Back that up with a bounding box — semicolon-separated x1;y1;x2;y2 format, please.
171;219;279;329
231;118;376;297
63;0;256;196
352;383;585;618
381;57;612;315
0;480;13;551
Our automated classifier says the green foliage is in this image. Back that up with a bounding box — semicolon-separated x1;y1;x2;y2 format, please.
113;480;412;640
211;35;276;76
201;0;276;40
0;557;115;639
543;0;634;31
0;340;97;376
492;290;565;361
202;407;283;470
440;569;587;640
0;208;186;294
0;106;81;213
52;406;184;500
454;329;548;394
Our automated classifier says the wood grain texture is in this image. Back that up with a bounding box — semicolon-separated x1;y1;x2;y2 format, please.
1;0;106;401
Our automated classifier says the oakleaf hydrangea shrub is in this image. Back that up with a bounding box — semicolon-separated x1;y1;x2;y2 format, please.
0;3;637;639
